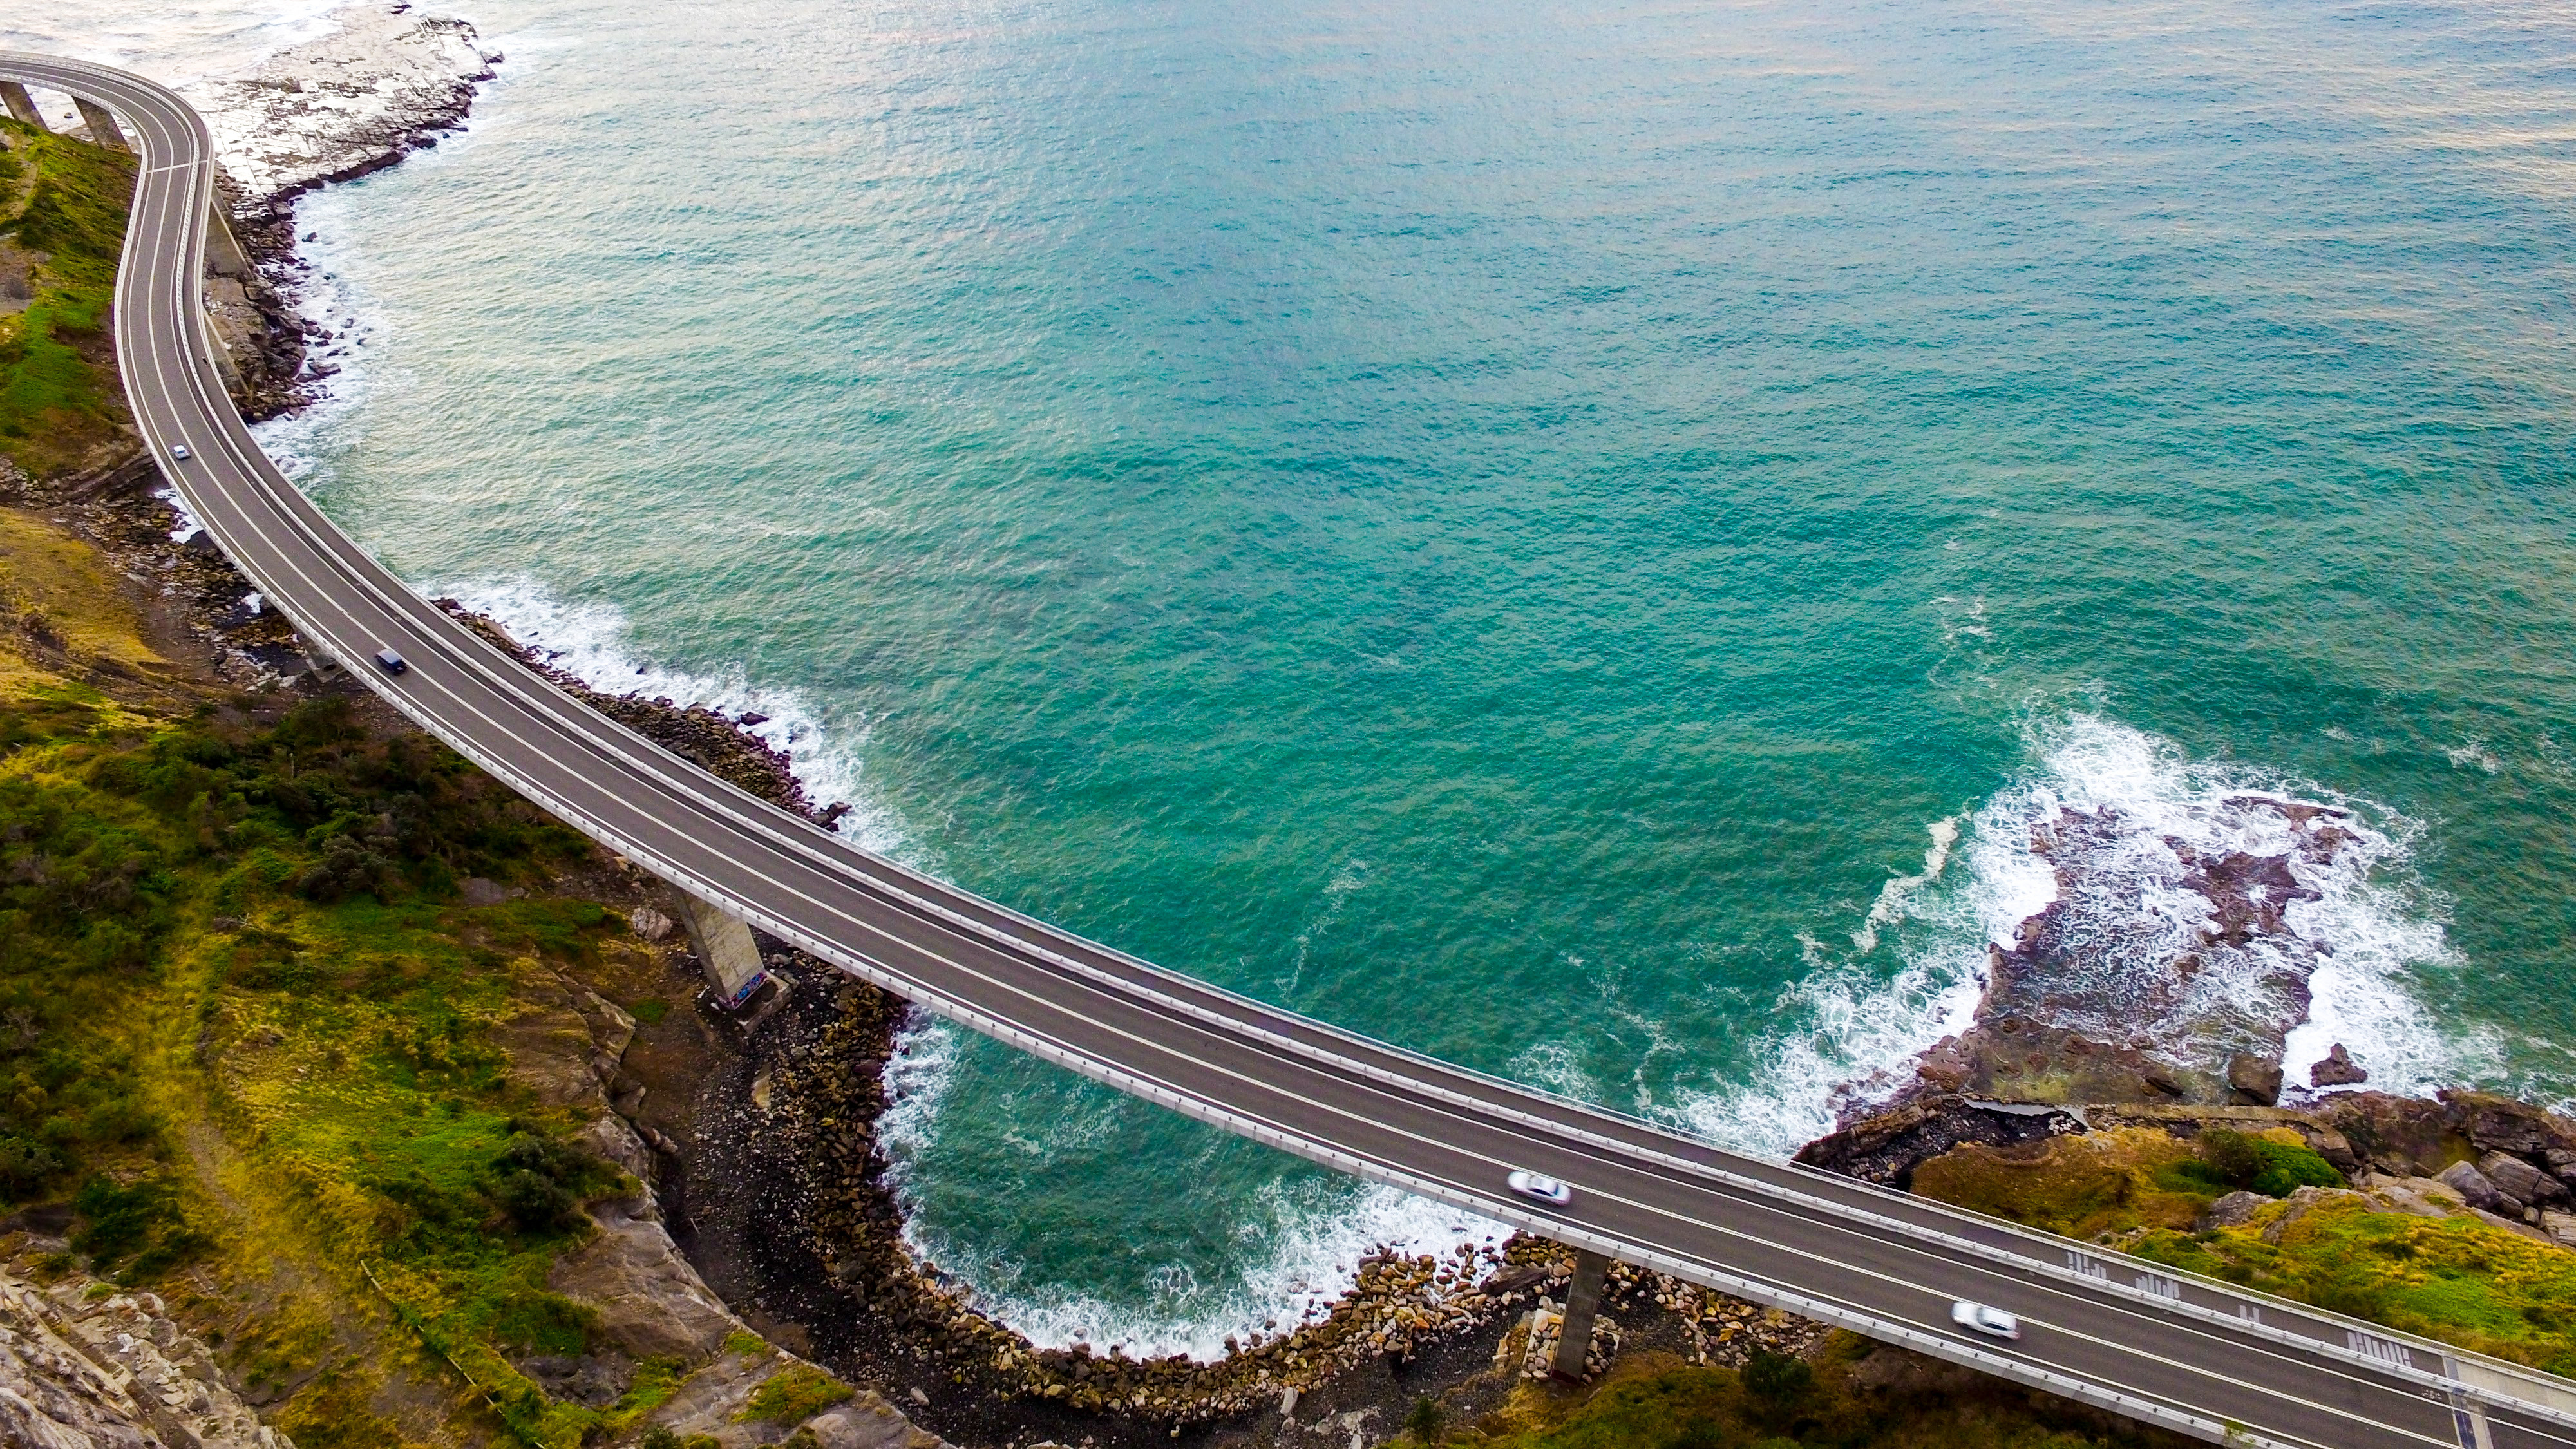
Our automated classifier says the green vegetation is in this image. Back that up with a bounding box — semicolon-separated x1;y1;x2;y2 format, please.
1904;1122;2576;1379
1459;1345;2187;1449
736;1363;856;1425
1908;1127;2219;1240
0;540;688;1449
0;119;135;476
2152;1130;2343;1200
1908;1126;2341;1243
2128;1195;2576;1376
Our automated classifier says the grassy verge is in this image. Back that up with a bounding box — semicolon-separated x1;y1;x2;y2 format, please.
2126;1198;2576;1376
1906;1122;2576;1375
0;118;135;476
0;502;699;1446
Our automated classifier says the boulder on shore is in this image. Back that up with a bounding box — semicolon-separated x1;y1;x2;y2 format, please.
2309;1043;2369;1088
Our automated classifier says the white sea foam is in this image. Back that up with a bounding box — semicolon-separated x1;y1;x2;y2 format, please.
249;184;387;482
1850;814;1963;956
0;0;356;93
1507;1040;1603;1102
1673;712;2481;1155
155;482;209;542
875;1012;1508;1362
1671;914;1987;1159
428;575;915;860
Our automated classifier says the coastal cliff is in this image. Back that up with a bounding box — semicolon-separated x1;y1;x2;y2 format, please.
8;22;2576;1449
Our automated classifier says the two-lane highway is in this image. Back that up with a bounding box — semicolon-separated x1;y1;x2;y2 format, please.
14;52;2576;1448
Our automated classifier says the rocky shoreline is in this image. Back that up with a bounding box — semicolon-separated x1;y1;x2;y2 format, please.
421;605;1841;1441
17;18;1948;1437
28;12;2576;1446
1871;788;2405;1116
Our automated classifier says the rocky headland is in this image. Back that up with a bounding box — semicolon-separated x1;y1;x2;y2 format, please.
180;3;501;205
1877;790;2393;1112
14;15;2576;1449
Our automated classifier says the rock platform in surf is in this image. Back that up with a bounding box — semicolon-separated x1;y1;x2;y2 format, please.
1886;791;2378;1113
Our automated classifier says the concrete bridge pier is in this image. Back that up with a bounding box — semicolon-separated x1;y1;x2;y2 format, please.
205;202;252;278
1;82;43;128
73;97;129;150
675;891;772;1010
1550;1249;1612;1380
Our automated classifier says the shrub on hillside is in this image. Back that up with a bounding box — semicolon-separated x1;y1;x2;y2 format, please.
1741;1349;1812;1405
2158;1129;2342;1198
737;1365;853;1425
484;1130;617;1235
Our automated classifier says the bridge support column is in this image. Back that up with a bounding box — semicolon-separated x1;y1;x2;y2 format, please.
1;83;44;129
73;97;129;151
1550;1249;1611;1380
675;891;772;1009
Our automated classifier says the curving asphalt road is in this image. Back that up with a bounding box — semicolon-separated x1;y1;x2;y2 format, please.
13;51;2576;1449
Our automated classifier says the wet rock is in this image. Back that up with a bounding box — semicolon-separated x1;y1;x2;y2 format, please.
1795;1095;2084;1188
214;594;267;632
2438;1160;2503;1212
2308;1043;2368;1088
1861;793;2381;1119
2228;1056;2284;1107
182;8;498;203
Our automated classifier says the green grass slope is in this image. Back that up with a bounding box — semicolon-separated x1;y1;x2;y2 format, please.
0;514;697;1448
0;118;135;476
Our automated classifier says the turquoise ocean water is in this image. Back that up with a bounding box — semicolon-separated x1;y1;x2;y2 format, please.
16;0;2576;1356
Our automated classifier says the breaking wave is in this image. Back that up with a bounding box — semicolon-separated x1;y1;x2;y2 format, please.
1674;712;2491;1158
426;574;916;861
875;1014;1508;1362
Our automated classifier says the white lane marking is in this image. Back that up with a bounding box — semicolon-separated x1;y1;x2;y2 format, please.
109;407;2463;1449
94;307;2516;1443
128;146;2537;1448
73;61;2568;1448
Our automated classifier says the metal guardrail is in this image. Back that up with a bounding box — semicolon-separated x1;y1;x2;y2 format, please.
23;48;2576;1446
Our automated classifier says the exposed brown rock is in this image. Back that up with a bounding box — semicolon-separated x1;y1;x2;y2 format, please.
1794;1095;2085;1188
549;1201;749;1361
2309;1043;2368;1088
1875;794;2374;1118
2439;1160;2503;1212
2228;1055;2284;1106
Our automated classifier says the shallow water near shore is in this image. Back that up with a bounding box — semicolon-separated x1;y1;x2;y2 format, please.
20;0;2576;1359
